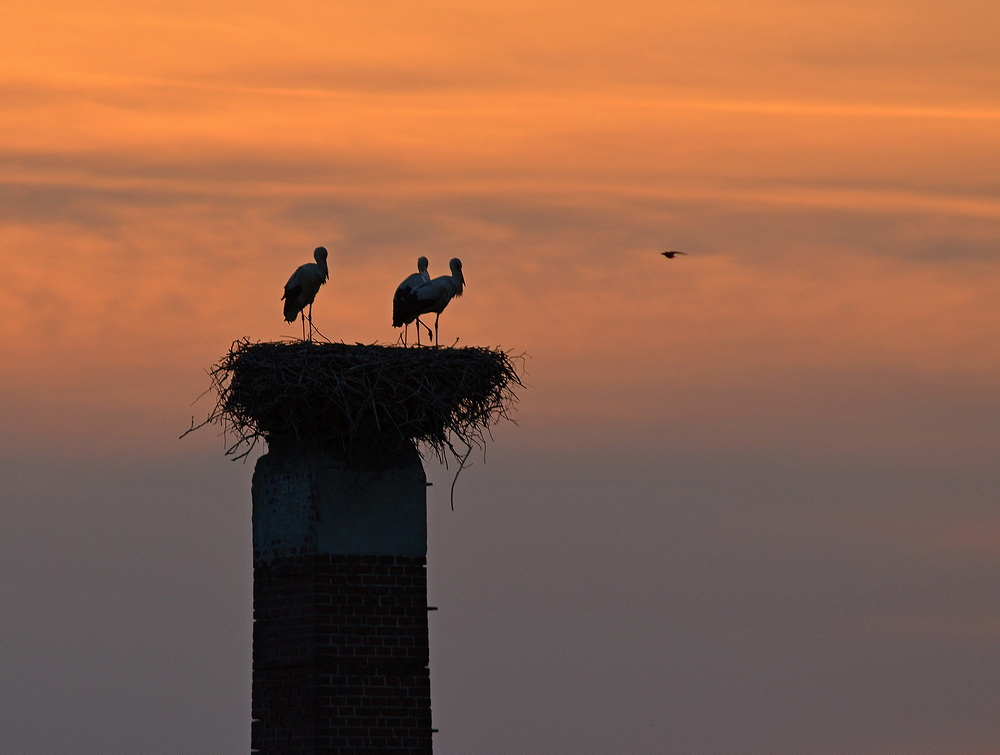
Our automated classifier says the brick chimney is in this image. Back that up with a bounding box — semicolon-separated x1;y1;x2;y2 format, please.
195;340;520;752
250;439;432;754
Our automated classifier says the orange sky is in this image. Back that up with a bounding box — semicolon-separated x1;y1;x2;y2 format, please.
2;5;1000;752
2;0;999;462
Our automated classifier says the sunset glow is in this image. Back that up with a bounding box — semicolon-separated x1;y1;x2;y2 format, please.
2;1;999;753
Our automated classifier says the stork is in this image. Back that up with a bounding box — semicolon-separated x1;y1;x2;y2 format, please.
282;246;329;340
405;258;465;346
392;256;433;346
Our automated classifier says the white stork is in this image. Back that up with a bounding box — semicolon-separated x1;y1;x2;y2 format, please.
282;246;329;340
392;256;433;345
405;257;465;346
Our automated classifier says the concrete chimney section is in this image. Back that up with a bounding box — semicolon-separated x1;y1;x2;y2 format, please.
250;440;432;755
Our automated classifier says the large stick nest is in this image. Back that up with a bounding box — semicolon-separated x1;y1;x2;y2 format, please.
197;339;524;465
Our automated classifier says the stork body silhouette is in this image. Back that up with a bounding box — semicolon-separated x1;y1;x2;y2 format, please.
400;258;465;346
392;257;433;345
282;246;329;340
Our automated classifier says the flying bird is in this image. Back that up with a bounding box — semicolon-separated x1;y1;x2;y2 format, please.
401;258;465;346
661;250;687;258
282;246;329;340
392;256;433;345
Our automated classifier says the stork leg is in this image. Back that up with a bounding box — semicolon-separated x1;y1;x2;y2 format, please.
417;317;433;343
300;312;306;341
416;320;421;347
403;323;409;346
307;302;314;341
434;313;440;346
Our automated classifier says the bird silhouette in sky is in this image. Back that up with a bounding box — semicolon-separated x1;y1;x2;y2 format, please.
282;246;329;341
661;250;687;258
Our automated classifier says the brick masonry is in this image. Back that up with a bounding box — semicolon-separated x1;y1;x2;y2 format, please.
252;554;432;755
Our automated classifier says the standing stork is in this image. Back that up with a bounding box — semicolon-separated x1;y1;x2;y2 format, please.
282;246;329;341
406;257;465;346
392;256;433;346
